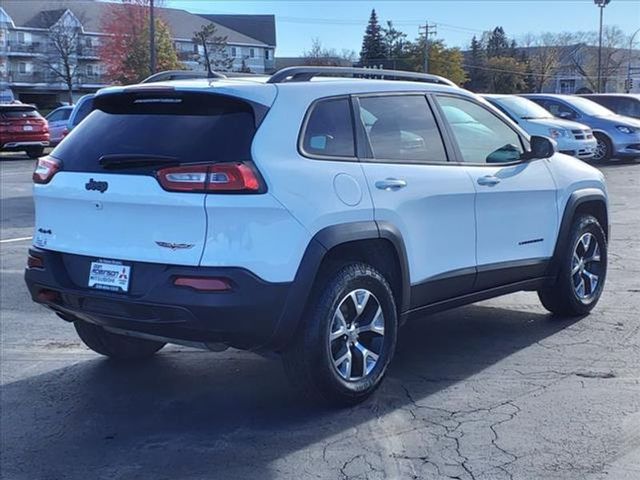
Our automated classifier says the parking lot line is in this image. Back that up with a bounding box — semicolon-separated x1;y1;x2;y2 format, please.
0;236;32;244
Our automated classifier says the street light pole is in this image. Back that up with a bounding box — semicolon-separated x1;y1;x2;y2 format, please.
594;0;611;93
150;0;156;75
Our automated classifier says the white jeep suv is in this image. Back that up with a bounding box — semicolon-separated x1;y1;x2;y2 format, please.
25;67;609;405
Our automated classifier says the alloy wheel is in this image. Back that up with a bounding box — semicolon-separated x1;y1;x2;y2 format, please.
572;232;602;302
593;139;608;161
329;289;385;381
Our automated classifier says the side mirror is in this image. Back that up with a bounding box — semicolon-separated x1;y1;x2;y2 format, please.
528;135;557;159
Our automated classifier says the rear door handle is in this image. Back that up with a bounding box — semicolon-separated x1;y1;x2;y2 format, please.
477;175;501;186
375;178;407;191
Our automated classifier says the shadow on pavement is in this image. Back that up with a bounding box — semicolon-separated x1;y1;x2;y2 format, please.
1;304;580;479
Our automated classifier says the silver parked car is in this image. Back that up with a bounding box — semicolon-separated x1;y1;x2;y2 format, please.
45;106;73;145
522;94;640;162
483;95;596;160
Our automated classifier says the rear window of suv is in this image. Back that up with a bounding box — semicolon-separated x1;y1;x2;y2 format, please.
1;107;41;119
52;92;262;173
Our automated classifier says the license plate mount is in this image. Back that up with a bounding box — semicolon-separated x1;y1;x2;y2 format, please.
88;260;131;293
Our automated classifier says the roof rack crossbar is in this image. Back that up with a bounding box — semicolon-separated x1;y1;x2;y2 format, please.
267;66;457;87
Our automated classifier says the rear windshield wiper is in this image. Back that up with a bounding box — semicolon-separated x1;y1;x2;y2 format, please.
99;154;179;170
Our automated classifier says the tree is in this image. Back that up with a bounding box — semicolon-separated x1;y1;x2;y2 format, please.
485;27;510;58
302;39;356;66
192;23;233;74
360;9;385;66
403;39;467;85
38;10;82;104
382;21;407;67
485;56;528;93
564;27;628;92
100;0;182;84
466;35;487;91
522;33;561;92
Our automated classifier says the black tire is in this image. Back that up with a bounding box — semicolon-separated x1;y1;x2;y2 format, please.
26;147;45;159
592;133;612;163
538;214;607;317
283;262;398;406
74;320;165;360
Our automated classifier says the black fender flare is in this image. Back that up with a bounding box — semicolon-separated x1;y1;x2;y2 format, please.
266;221;410;351
548;188;608;278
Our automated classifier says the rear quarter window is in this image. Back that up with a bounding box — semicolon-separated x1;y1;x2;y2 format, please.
300;97;355;158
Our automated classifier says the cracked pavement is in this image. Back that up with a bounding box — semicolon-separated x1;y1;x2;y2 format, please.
1;156;639;479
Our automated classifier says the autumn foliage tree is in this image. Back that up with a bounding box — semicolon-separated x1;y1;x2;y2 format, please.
100;0;182;84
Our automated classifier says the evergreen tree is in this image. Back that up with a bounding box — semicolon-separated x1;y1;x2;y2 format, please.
360;9;386;66
192;23;233;74
486;27;510;58
382;20;407;67
466;35;487;92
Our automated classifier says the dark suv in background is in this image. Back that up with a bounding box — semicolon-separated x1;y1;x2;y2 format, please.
580;94;640;120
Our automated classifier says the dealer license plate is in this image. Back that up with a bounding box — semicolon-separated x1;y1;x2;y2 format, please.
88;260;131;292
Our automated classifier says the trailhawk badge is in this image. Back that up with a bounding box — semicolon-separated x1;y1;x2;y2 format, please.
155;241;195;250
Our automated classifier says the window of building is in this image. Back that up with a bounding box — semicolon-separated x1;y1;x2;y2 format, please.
86;37;93;48
87;64;95;76
265;49;270;60
249;48;255;58
193;43;199;53
231;47;237;57
17;31;25;44
18;62;27;73
559;79;576;95
301;97;355;158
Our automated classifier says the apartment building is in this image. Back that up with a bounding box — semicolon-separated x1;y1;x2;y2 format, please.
0;1;276;106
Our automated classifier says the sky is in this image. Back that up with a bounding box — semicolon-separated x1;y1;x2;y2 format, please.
165;0;640;56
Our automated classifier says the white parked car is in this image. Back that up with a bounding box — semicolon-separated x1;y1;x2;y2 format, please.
483;94;597;160
25;67;609;405
45;106;73;146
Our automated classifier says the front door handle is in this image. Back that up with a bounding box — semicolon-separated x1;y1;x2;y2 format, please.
375;178;407;191
477;175;501;186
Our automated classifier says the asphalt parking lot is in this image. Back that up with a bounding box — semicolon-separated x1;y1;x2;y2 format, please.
1;153;639;480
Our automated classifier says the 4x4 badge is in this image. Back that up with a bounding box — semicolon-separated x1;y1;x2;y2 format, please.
85;179;108;193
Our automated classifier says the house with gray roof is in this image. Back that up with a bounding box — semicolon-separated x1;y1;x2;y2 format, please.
0;0;276;106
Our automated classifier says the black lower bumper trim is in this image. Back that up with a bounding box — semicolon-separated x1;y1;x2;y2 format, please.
24;248;291;350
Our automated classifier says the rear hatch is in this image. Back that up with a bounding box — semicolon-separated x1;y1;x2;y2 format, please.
0;106;48;143
33;88;269;268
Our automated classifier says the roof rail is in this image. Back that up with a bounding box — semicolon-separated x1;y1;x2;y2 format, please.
267;66;457;87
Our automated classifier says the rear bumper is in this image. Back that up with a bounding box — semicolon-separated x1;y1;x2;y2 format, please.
24;248;292;350
2;140;49;149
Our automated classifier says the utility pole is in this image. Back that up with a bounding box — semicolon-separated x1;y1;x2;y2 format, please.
150;0;156;74
419;21;437;73
626;28;640;93
594;0;611;93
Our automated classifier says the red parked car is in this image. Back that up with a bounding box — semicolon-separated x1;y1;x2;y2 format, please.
0;104;49;158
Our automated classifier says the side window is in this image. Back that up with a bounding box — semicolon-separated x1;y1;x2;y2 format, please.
301;97;355;158
60;108;72;121
47;110;62;122
73;98;94;127
357;95;447;163
436;95;525;164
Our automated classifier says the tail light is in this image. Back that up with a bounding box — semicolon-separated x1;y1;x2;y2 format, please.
156;162;265;193
33;156;61;184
